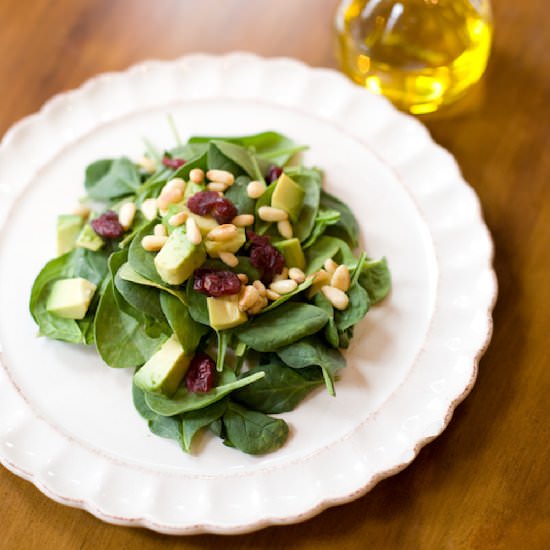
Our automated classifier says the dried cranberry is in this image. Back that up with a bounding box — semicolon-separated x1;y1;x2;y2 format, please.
266;165;283;183
187;191;238;224
193;268;241;297
211;197;237;224
187;191;220;216
185;352;216;393
90;210;124;239
247;231;285;282
162;156;186;169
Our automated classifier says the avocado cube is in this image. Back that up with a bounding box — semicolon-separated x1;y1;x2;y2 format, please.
75;223;104;251
57;214;83;256
204;227;246;258
133;334;191;396
154;226;206;285
271;173;305;222
274;238;306;270
46;277;97;320
207;295;248;331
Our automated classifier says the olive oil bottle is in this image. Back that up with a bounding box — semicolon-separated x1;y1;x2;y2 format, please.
335;0;493;114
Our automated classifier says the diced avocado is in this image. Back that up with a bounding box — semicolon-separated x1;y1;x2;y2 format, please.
274;238;306;270
46;277;97;319
183;181;205;201
75;223;104;251
154;226;206;285
205;227;246;258
271;173;305;222
57;214;83;256
133;334;191;396
207;295;248;331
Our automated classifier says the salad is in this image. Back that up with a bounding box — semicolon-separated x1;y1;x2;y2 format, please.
29;130;391;455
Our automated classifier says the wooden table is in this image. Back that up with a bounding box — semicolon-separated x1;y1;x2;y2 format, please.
1;1;548;548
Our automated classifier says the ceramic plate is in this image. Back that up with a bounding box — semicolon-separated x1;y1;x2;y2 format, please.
0;53;496;534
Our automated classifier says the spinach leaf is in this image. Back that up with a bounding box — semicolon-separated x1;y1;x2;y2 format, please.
253;181;277;235
234;362;322;413
334;283;370;332
115;270;165;320
159;293;208;354
190;131;306;166
305;236;356;274
224;175;255;215
284;166;321;243
319;189;360;248
222;401;288;455
132;381;157;420
207;142;245;176
302;209;341;249
94;280;168;368
172;151;208;182
313;293;339;348
359;257;391;304
234;302;329;352
148;415;183;445
133;382;185;447
276;336;346;396
117;262;187;305
85;157;141;201
181;399;228;452
128;221;166;284
185;278;210;326
144;370;265;415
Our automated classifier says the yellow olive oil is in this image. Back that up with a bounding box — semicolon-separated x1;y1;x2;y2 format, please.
336;0;493;114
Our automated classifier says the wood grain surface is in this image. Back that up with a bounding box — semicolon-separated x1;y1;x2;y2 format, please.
1;1;548;548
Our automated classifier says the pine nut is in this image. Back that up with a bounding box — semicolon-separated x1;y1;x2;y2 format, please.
252;280;267;297
206;169;235;186
232;214;254;227
273;267;289;283
186;217;202;245
247;180;266;199
165;178;186;193
154;223;167;237
277;219;293;239
239;285;260;311
288;267;306;284
219;251;239;267
136;155;156;174
331;265;350;292
324;258;338;275
73;204;91;219
266;289;281;301
270;279;298;295
141;198;158;221
207;182;227;193
307;269;331;298
157;188;183;211
168;211;188;227
237;273;249;284
206;224;238;241
258;206;288;222
248;296;268;315
189;168;205;183
141;235;167;251
118;202;136;230
321;285;349;310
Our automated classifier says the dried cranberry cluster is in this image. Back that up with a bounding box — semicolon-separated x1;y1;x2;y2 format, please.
187;191;238;224
193;268;242;297
247;231;285;283
162;156;186;169
91;210;124;239
266;165;283;183
185;352;216;393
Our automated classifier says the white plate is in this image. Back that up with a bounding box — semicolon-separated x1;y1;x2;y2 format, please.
0;53;496;534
